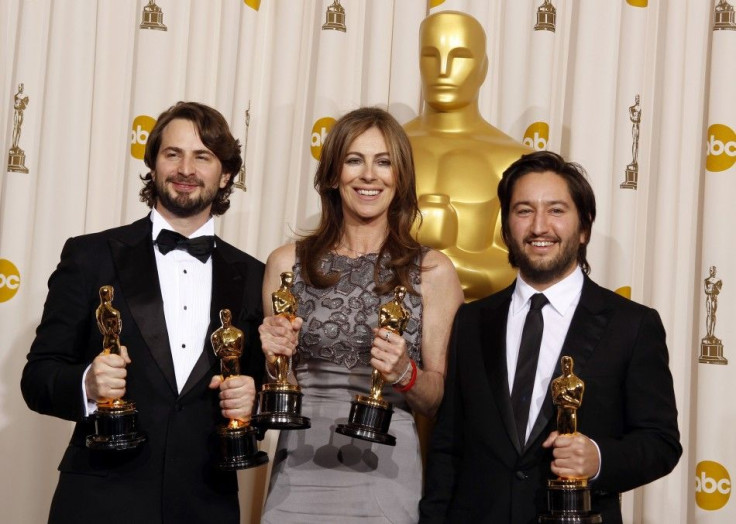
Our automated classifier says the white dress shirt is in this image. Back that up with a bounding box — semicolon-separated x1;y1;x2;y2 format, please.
506;267;584;442
151;209;214;393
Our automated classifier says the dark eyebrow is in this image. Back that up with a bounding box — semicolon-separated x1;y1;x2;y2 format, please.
512;199;571;208
161;146;213;156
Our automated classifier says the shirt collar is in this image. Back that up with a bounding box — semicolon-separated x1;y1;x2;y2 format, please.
150;208;215;241
511;266;584;317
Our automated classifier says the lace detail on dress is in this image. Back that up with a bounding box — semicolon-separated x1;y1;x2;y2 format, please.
293;252;423;369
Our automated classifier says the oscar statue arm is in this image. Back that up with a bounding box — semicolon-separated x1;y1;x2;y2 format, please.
21;236;100;422
591;308;682;493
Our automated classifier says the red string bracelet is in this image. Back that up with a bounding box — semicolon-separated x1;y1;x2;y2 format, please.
394;359;417;393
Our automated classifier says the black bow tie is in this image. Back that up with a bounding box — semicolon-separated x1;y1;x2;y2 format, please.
155;229;215;263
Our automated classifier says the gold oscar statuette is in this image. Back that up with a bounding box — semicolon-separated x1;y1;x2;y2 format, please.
322;0;346;32
700;266;727;364
539;356;602;523
335;286;410;446
621;94;641;189
140;0;167;31
211;309;269;470
252;272;311;430
85;285;146;450
8;83;30;173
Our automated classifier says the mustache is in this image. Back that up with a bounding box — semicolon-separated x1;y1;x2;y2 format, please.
166;175;204;187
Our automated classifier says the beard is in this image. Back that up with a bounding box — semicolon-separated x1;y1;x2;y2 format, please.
508;233;581;287
154;174;219;218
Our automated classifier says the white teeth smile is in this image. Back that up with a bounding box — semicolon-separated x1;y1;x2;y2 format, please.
531;241;554;247
357;189;380;196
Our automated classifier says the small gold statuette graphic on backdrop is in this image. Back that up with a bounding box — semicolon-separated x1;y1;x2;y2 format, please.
714;0;736;31
8;83;29;173
621;94;641;189
140;0;167;31
211;309;269;470
534;0;557;32
86;286;146;450
322;0;346;32
700;266;728;364
252;272;311;430
335;286;410;446
233;102;251;191
539;356;602;523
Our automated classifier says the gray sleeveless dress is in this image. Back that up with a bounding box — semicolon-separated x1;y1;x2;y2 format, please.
261;252;424;523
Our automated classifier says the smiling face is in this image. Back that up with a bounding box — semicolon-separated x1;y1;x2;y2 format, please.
419;12;488;111
506;171;586;290
152;118;230;221
338;126;396;226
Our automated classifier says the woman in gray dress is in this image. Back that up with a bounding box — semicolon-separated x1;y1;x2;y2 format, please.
258;107;463;523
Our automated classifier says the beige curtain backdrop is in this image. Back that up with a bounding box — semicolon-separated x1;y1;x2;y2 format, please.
0;0;730;522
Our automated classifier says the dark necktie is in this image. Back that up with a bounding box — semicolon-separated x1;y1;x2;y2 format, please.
155;229;215;263
511;292;549;448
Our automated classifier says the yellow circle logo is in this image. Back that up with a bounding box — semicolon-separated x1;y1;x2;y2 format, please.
626;0;648;6
130;115;157;160
311;117;337;161
0;259;21;303
706;124;736;172
695;460;731;511
615;286;631;299
429;0;446;7
243;0;260;10
523;122;549;151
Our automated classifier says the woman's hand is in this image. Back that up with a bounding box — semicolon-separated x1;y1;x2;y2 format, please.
370;327;412;385
258;314;303;364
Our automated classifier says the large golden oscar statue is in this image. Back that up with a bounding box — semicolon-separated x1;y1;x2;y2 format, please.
405;11;532;302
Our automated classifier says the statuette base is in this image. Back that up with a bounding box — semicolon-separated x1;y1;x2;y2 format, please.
335;395;395;446
215;424;269;471
252;385;311;430
86;400;146;451
538;479;602;523
700;339;728;365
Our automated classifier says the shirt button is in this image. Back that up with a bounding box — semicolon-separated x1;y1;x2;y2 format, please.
181;343;186;348
183;305;187;310
183;269;187;274
515;470;528;480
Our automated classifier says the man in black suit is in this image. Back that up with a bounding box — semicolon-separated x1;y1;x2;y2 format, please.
21;102;266;523
419;151;681;523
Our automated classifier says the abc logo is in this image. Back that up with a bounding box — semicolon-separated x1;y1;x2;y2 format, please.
310;117;337;161
0;259;21;303
695;460;731;511
130;115;157;160
706;124;736;172
523;122;549;151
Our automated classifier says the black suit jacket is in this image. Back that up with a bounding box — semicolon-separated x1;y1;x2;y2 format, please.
21;217;265;524
419;276;681;524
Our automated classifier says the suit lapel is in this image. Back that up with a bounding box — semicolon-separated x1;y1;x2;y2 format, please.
526;276;612;448
110;217;178;395
179;240;246;397
480;286;523;455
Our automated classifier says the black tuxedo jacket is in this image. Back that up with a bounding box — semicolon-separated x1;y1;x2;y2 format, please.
21;217;265;524
419;276;681;524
